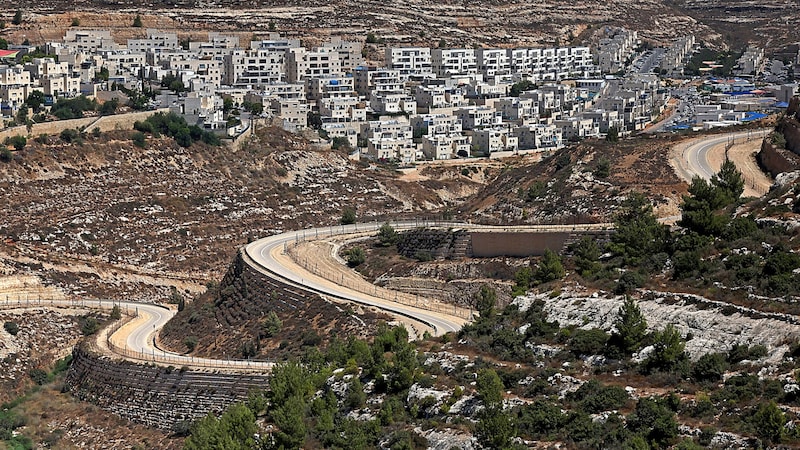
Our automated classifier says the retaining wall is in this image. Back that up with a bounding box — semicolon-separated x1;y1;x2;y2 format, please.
65;345;269;430
0;109;169;142
398;229;611;259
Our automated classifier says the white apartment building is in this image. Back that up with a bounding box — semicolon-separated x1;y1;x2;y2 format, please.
322;122;360;148
319;96;367;123
455;106;502;129
57;30;118;54
514;124;563;151
414;84;468;110
364;118;416;163
554;117;599;139
286;47;342;83
412;113;470;160
520;90;560;117
127;30;180;53
370;92;417;115
164;57;223;89
385;47;433;79
223;48;286;87
354;67;403;97
432;49;478;77
467;80;509;98
271;99;309;128
173;91;225;129
306;76;356;102
99;50;146;78
190;32;240;60
472;127;519;154
0;65;32;112
494;97;538;123
598;28;639;74
322;37;365;72
422;133;472;160
579;109;624;133
477;49;510;77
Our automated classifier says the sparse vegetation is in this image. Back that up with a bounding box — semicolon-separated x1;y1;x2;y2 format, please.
3;321;19;336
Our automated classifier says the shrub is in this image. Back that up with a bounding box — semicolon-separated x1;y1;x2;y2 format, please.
60;128;82;144
28;368;49;385
377;223;399;246
80;316;100;336
345;247;366;267
614;270;644;294
3;321;19;336
568;328;610;356
260;311;282;338
0;147;12;162
110;305;122;320
184;336;198;352
6;135;26;151
131;131;146;148
594;157;610;178
691;352;728;382
569;379;629;414
534;249;565;284
340;207;356;225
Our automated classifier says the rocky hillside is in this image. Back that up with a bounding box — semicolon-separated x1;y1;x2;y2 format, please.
462;136;688;225
160;251;392;360
0;126;480;303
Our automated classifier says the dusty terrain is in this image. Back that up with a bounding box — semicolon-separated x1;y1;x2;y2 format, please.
4;0;796;54
0;121;787;447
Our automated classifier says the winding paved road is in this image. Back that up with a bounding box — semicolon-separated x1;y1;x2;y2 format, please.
245;220;612;337
2;220;612;370
674;129;770;182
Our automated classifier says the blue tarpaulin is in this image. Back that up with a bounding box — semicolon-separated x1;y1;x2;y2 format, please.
742;112;768;121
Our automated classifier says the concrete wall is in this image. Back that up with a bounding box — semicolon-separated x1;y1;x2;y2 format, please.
0;109;169;143
470;231;571;257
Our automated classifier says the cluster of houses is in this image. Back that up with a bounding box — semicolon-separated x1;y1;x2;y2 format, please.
0;28;686;162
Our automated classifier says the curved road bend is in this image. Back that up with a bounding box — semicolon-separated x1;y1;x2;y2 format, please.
677;129;770;182
0;298;273;371
245;221;613;337
1;221;613;369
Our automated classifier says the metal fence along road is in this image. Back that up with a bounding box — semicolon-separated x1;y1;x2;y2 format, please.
0;297;274;372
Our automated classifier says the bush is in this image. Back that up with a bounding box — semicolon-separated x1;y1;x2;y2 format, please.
184;336;198;352
594;157;610;178
60;128;82;144
341;207;356;225
534;249;565;284
260;311;282;338
568;328;610;356
569;379;629;414
80;316;100;336
691;352;728;382
110;305;122;320
3;321;19;336
131;131;146;148
614;270;644;294
345;247;366;267
28;368;49;385
377;223;399;247
6;135;26;151
0;147;12;162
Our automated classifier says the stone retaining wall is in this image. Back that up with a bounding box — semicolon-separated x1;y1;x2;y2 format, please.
756;137;800;178
65;345;269;430
0;109;169;143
